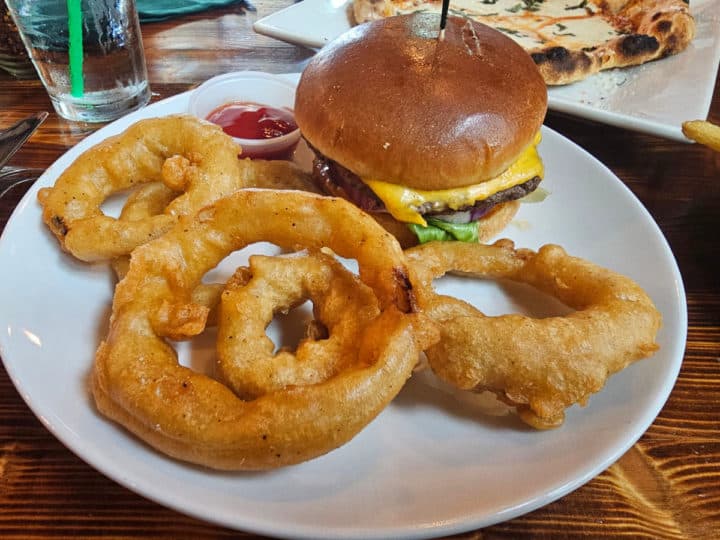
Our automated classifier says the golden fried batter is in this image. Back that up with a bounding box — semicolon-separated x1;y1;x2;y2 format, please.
407;240;662;429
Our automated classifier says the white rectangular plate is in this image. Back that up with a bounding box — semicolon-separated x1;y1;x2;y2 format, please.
254;0;720;141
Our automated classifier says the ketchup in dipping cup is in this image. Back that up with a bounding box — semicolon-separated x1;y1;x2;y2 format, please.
207;102;299;159
188;72;301;160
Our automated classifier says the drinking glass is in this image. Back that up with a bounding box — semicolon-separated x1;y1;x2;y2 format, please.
5;0;151;122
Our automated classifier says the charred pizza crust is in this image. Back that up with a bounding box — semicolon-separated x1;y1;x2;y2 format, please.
351;0;696;85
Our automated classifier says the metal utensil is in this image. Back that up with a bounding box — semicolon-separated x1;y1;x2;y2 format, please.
0;166;43;199
0;111;48;170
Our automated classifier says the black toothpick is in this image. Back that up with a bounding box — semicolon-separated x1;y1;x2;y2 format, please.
439;0;450;39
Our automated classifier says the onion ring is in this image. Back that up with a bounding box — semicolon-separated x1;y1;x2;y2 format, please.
217;252;382;398
92;190;435;469
37;115;246;262
406;239;662;429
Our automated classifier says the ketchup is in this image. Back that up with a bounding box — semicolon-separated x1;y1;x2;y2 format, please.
206;102;298;140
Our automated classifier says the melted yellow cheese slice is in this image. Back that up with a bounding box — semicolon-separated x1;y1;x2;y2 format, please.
364;133;543;226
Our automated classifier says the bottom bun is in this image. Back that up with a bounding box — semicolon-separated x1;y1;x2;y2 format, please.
372;201;521;249
476;200;520;244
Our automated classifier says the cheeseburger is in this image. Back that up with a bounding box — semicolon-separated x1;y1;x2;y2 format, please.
294;13;548;247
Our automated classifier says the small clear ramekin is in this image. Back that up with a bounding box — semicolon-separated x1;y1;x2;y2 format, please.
188;71;301;159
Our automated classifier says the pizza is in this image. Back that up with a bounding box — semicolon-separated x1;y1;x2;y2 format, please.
351;0;696;85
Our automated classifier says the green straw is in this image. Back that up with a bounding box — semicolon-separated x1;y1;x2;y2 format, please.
67;0;84;97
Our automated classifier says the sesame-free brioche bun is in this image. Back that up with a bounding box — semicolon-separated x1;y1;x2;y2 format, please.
294;13;547;191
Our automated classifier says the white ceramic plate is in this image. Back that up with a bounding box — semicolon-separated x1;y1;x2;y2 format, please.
254;0;720;142
0;74;686;539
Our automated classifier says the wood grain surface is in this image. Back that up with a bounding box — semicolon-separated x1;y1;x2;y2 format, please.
1;2;719;538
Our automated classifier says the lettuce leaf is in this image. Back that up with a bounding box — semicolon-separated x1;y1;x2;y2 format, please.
408;218;479;243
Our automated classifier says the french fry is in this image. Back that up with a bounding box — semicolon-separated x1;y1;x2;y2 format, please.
682;120;720;152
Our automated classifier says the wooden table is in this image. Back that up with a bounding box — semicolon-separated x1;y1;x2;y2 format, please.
1;2;718;538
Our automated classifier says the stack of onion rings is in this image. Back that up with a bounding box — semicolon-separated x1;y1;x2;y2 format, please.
406;239;662;429
92;189;437;469
36;112;665;469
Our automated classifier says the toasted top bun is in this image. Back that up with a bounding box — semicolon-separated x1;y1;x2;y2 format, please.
295;13;547;191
